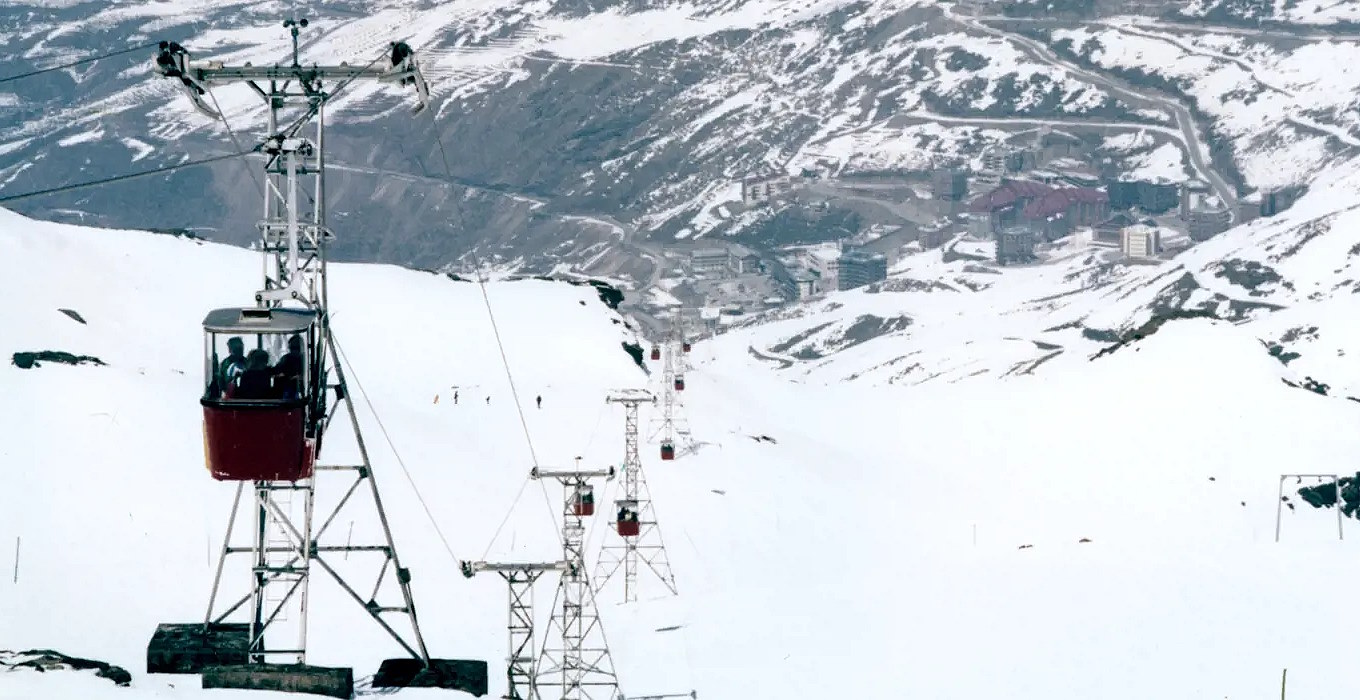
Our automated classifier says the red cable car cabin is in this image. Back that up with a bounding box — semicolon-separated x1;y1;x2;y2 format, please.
660;442;675;461
650;346;661;361
674;376;685;391
573;484;596;516
616;500;640;537
201;307;322;482
682;341;691;353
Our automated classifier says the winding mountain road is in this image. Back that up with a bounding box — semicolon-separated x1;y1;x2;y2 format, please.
961;14;1360;43
940;3;1239;217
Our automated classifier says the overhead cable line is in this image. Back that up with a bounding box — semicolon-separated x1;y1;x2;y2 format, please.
333;334;462;565
422;103;566;541
426;111;541;468
0;149;257;204
0;42;161;84
207;90;267;199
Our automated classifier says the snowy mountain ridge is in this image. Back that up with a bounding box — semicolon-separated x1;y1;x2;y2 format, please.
10;0;1356;277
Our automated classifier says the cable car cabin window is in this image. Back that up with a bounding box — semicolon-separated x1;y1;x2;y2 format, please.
205;330;311;403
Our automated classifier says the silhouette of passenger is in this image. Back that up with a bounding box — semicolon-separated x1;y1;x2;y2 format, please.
219;337;247;392
230;349;274;400
273;334;304;399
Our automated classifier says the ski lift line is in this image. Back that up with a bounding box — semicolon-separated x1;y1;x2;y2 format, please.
0;41;161;84
207;89;267;199
422;105;543;475
331;333;462;565
0;149;257;204
578;400;610;455
479;472;533;561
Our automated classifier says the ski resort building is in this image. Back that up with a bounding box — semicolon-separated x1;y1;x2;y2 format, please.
837;249;888;290
968;180;1108;240
1188;198;1232;241
690;248;732;276
996;227;1037;265
1120;224;1161;259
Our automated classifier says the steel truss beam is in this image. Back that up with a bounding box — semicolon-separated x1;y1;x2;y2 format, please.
595;391;677;603
462;561;572;700
531;466;621;700
648;315;693;455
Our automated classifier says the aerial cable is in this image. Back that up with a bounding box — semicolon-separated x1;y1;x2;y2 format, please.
0;149;257;204
0;41;160;84
206;90;267;199
423;106;542;469
479;474;533;560
332;334;462;565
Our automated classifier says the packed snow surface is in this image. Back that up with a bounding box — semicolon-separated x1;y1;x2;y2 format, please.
5;203;1360;699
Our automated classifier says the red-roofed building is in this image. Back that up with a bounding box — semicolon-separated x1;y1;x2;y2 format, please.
967;180;1107;240
1021;187;1108;226
967;180;1053;235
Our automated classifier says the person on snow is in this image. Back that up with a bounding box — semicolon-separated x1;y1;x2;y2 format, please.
536;395;542;409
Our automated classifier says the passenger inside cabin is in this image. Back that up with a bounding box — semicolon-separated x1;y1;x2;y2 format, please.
273;334;304;399
218;337;247;390
229;349;275;400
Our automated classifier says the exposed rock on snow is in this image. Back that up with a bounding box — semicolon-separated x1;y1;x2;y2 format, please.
0;649;132;687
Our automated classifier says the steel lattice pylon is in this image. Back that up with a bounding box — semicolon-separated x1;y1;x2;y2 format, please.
649;315;693;456
532;465;621;700
462;561;571;700
594;390;677;603
155;21;439;669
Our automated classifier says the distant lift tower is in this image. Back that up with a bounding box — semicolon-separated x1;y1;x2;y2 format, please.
146;20;484;697
461;560;572;700
594;390;678;603
650;316;693;461
532;464;622;700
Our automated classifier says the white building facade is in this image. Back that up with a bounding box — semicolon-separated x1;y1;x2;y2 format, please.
1120;224;1160;259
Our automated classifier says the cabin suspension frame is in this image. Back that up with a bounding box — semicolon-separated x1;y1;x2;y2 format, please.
153;19;450;679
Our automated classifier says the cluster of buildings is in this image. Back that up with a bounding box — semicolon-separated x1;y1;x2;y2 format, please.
766;243;889;300
689;246;763;276
967;179;1110;252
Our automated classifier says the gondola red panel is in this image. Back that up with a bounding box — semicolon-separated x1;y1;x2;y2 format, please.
660;444;675;461
203;402;312;481
617;519;640;537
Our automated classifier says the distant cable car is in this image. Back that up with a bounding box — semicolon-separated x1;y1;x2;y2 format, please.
682;341;691;353
650;346;661;361
573;484;595;516
616;499;640;537
674;376;685;391
660;442;675;461
201;307;323;482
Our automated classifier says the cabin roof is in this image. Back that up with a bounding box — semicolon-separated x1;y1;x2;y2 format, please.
202;307;317;333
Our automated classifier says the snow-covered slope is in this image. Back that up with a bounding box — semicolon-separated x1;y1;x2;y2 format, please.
7;189;1360;699
729;149;1360;398
1046;19;1360;190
